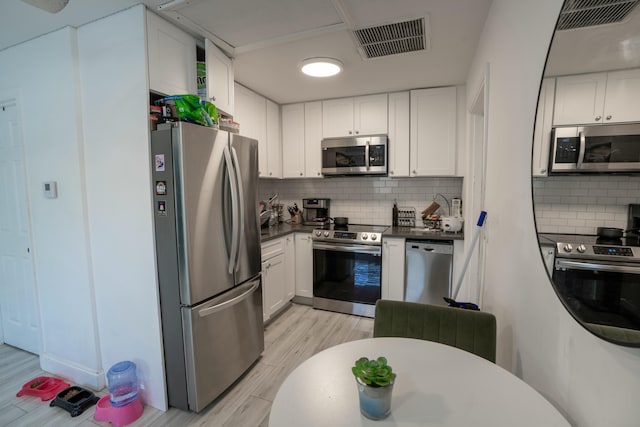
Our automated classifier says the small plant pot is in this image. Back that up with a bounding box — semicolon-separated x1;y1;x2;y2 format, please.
355;377;394;420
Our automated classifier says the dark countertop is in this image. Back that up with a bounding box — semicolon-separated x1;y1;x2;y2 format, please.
260;223;316;242
384;226;464;241
260;222;464;243
260;224;465;243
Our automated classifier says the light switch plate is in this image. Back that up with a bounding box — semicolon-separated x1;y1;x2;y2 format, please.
43;181;57;199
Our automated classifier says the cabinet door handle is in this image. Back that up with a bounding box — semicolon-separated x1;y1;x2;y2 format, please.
348;130;353;135
595;115;602;121
299;172;303;176
606;115;612;120
355;130;359;134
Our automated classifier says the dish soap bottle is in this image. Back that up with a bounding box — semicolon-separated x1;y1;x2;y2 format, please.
392;200;398;227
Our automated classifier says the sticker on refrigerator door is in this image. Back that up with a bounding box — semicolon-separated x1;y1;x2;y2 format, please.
155;181;167;195
157;200;167;216
155;154;165;171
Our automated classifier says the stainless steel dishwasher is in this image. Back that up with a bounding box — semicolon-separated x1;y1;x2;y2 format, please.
405;240;453;306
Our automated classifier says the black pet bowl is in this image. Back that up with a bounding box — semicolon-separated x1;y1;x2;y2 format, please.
49;386;100;417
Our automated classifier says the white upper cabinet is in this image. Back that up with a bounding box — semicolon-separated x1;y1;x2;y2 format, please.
282;103;305;178
532;78;556;177
234;83;281;178
322;94;388;138
322;98;353;138
266;99;282;178
304;101;323;178
146;11;196;96
282;102;322;178
387;92;410;177
410;87;457;176
553;73;607;125
205;39;234;116
602;69;640;123
553;69;640;126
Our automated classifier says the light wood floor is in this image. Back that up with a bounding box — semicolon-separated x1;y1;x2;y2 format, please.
1;303;373;426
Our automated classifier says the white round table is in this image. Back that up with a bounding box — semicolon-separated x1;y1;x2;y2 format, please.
269;338;570;427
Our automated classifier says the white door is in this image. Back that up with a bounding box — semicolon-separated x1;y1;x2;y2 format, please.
0;97;40;354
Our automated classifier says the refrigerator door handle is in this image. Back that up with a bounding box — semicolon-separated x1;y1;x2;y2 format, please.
230;145;245;273
197;279;260;317
223;145;240;275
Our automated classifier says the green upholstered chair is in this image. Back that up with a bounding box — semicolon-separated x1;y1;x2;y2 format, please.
373;300;497;363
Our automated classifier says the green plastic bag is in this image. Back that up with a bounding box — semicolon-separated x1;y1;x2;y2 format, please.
158;95;218;127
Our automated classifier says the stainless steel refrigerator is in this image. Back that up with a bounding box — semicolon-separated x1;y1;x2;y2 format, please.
151;122;264;412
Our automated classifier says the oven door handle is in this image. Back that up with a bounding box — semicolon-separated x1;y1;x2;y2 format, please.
556;259;640;274
313;242;381;255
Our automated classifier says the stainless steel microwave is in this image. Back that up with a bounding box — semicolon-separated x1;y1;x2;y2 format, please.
321;135;388;176
550;124;640;174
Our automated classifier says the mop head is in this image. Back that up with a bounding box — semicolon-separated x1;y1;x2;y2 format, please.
443;297;479;311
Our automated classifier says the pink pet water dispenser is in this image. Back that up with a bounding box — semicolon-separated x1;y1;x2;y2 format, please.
94;361;143;427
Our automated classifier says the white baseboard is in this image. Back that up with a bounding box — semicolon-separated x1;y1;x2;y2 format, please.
40;352;105;390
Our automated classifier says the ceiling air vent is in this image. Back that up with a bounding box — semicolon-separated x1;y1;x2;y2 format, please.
556;0;640;30
353;17;428;59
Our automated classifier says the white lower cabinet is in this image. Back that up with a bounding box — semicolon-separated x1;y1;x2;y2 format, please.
262;253;285;322
294;233;313;299
261;237;289;322
284;234;296;300
381;237;406;301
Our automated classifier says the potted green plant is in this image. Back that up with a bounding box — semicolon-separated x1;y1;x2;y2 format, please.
351;356;396;420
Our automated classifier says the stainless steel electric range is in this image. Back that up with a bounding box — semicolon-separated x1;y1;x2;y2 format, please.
549;233;640;332
311;224;388;318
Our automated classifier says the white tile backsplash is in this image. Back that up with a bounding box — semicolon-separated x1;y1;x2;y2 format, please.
533;175;640;234
259;176;463;226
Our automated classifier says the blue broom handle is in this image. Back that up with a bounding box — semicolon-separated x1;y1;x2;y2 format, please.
452;211;487;300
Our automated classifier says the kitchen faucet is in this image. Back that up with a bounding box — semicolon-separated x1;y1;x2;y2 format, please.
434;193;451;216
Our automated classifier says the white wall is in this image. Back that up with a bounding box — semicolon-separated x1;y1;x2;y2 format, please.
0;5;167;410
467;1;640;426
0;28;102;386
77;5;167;410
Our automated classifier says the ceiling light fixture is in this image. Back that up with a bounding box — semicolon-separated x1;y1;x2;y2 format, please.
300;58;343;77
21;0;69;13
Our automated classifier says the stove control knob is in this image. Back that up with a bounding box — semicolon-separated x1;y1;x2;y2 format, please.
371;234;378;241
563;244;573;253
577;244;587;253
315;231;322;237
362;234;369;240
323;231;330;237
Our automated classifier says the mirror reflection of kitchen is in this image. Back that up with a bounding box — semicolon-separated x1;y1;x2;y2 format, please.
532;0;640;346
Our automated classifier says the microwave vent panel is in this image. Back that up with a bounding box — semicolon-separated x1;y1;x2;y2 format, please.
556;0;640;30
352;17;429;59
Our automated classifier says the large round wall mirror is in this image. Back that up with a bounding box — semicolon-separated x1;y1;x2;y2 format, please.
533;0;640;346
